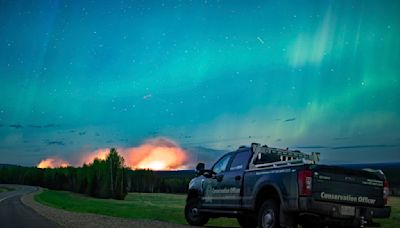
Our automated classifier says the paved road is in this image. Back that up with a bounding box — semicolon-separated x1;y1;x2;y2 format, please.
0;185;59;228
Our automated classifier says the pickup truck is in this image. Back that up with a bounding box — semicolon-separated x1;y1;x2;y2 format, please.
185;143;391;228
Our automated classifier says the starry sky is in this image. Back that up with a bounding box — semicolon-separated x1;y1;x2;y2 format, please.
0;0;399;166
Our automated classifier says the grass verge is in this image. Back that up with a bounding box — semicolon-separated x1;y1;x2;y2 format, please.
35;190;399;228
0;186;14;193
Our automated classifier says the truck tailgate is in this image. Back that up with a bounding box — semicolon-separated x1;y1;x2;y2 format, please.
311;165;385;207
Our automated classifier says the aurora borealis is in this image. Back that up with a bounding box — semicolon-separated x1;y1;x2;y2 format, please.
0;0;399;167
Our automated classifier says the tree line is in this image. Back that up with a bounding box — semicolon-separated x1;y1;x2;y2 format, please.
0;149;196;199
127;169;194;193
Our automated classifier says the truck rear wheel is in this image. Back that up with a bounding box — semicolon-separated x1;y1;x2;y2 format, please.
185;198;209;226
258;199;281;228
237;215;257;228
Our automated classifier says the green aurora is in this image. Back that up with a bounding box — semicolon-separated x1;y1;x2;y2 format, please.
0;0;399;166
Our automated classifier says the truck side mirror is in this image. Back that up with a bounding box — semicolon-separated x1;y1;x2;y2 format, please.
195;163;205;175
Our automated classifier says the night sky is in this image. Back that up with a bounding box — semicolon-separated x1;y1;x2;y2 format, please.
1;0;399;167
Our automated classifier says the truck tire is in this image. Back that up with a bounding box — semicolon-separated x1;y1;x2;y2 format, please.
185;198;209;226
237;215;257;228
258;199;281;228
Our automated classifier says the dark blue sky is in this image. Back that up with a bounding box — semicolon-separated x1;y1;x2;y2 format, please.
0;0;399;166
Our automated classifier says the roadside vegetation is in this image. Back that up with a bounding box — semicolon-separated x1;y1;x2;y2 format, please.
0;186;14;193
35;189;399;228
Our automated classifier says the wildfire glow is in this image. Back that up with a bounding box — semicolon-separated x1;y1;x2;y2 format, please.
123;138;188;170
37;158;70;169
80;148;109;165
37;137;188;170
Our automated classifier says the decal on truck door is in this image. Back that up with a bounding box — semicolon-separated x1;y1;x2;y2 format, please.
203;186;241;202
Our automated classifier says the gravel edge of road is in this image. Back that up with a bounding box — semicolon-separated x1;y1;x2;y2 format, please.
21;188;191;228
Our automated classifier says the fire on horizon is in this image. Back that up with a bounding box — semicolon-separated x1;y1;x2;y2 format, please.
37;138;188;170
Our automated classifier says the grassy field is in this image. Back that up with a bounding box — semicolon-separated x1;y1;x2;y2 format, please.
35;190;399;228
0;186;14;193
35;190;238;227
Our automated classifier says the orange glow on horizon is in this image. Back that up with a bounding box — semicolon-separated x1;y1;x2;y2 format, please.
36;137;188;170
123;141;187;170
80;148;109;165
37;158;70;169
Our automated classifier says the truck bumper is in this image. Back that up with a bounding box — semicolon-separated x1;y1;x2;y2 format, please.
298;197;391;225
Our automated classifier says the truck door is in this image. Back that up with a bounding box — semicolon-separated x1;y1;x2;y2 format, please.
202;153;232;208
217;150;252;209
204;150;252;209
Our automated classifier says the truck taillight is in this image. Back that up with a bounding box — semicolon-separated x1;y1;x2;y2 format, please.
298;170;312;196
383;180;389;205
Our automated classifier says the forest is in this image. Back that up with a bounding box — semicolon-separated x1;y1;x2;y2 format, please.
1;148;127;199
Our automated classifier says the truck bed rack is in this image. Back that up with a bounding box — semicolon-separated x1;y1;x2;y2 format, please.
249;143;320;169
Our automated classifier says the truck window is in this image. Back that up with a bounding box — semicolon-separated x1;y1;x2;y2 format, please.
212;154;231;174
229;152;249;171
254;152;281;164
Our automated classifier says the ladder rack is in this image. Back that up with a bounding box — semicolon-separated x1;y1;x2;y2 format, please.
250;143;320;167
253;159;307;169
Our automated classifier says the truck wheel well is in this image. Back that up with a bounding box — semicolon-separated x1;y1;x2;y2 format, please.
255;185;280;211
187;189;199;201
